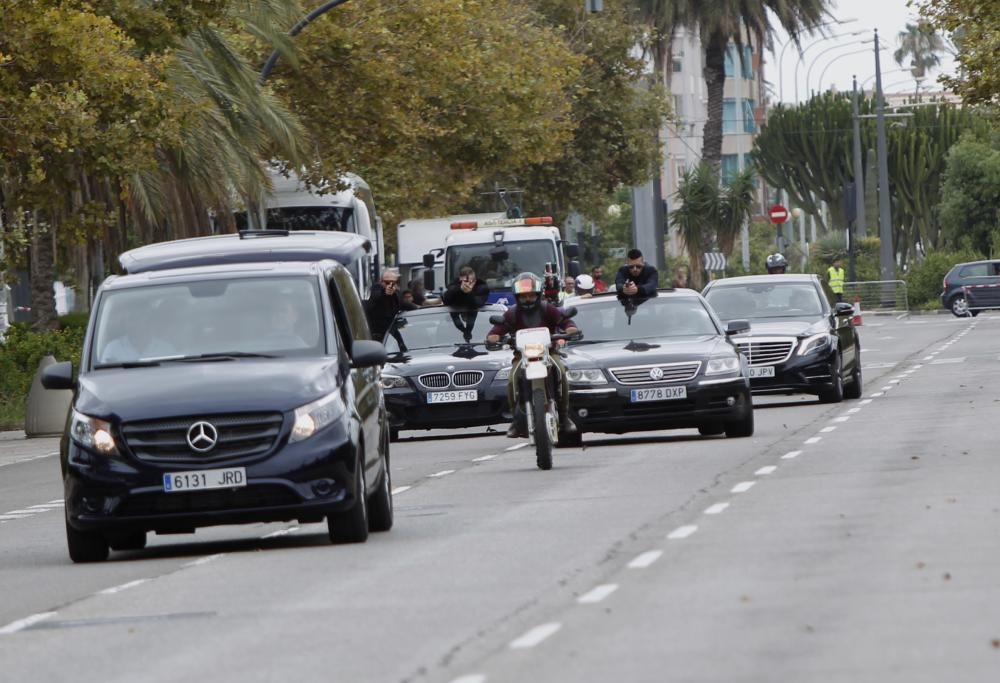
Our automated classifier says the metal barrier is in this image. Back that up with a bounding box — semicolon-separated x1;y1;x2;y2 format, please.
842;280;909;314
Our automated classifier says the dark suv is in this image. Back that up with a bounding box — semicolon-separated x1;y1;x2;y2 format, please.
940;260;1000;317
43;231;392;563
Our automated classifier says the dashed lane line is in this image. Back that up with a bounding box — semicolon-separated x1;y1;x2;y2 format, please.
428;470;456;478
0;612;57;635
804;437;822;445
97;579;149;596
781;450;802;460
704;502;730;515
731;481;755;494
628;551;662;569
667;525;698;540
577;584;619;604
755;466;777;476
392;486;412;495
509;623;562;649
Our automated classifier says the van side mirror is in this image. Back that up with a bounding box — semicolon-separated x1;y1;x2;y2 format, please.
423;269;435;292
725;319;750;335
422;252;435;268
351;340;388;368
41;361;76;390
564;242;580;259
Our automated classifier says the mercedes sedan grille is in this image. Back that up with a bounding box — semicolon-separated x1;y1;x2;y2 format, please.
733;338;795;366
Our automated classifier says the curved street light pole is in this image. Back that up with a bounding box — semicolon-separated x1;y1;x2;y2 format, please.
794;30;866;102
817;46;878;95
259;0;351;84
805;39;873;100
777;17;857;103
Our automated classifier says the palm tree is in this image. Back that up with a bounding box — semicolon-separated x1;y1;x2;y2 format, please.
893;22;946;100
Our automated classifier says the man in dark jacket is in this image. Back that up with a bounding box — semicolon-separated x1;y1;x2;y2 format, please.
365;268;416;341
442;266;490;308
614;248;659;299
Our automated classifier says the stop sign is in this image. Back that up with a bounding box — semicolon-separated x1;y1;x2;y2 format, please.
769;204;789;224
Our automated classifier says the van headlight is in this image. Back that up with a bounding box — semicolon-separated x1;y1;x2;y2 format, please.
705;356;741;376
381;374;408;390
566;368;607;384
70;410;119;455
798;333;832;356
290;391;346;443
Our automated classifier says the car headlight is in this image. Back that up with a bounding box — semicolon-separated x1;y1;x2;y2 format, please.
290;391;346;443
70;410;119;456
381;374;409;390
566;368;608;384
522;342;545;360
494;366;511;381
798;333;832;356
705;356;741;376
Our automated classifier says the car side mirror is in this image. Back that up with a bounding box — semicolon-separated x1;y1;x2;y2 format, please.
834;302;854;317
488;314;505;326
725;319;750;335
351;339;388;368
41;361;75;390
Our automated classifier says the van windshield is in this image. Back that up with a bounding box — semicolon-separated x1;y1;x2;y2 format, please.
91;276;327;368
447;239;558;291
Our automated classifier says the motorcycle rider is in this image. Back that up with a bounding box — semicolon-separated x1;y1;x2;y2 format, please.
765;253;788;274
486;272;580;438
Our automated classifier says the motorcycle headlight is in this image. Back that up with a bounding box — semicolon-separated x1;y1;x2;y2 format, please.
566;368;607;384
290;391;346;443
494;366;511;381
70;410;119;456
522;342;545;360
705;356;741;376
381;374;409;390
798;333;832;356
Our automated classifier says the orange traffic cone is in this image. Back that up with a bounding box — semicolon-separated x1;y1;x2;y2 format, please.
852;296;863;326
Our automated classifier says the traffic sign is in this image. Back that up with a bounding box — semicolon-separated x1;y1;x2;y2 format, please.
769;204;789;224
704;251;726;272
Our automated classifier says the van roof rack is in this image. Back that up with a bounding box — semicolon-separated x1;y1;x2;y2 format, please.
238;229;290;239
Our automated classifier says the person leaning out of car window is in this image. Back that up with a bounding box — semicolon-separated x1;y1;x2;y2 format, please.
366;268;417;341
442;265;490;308
615;248;659;299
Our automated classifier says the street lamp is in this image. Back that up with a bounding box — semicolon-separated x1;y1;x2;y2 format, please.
805;39;876;100
817;47;876;95
776;17;857;103
794;30;866;102
259;0;351;84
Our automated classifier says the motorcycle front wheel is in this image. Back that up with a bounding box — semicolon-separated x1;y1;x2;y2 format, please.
532;387;553;470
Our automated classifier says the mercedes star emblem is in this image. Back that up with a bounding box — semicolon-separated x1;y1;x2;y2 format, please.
649;367;664;381
186;421;219;453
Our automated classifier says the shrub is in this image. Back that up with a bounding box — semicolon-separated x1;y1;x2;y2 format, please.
905;246;985;309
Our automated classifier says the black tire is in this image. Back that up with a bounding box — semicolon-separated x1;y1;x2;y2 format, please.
66;519;109;563
108;530;147;551
844;347;863;400
725;405;755;438
698;423;725;436
557;429;582;448
532;388;553;470
327;458;369;544
367;434;393;533
818;354;845;404
389;427;399;442
948;294;971;318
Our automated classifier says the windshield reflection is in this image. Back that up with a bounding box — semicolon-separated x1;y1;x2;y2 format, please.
569;297;719;342
385;310;495;353
705;283;823;320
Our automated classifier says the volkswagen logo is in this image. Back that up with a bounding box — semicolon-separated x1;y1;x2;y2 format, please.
186;421;219;453
649;367;664;381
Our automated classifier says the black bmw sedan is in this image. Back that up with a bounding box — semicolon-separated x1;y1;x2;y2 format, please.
561;291;754;443
702;274;862;403
382;305;512;438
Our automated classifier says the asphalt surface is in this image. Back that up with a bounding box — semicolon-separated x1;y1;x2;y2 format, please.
1;312;998;682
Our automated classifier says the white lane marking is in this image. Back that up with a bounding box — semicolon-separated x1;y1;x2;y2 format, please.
755;466;777;476
820;426;837;433
860;399;873;405
847;408;861;414
450;676;487;683
98;579;149;595
472;455;496;462
505;443;529;452
864;362;897;369
262;526;299;539
184;553;225;568
391;485;412;495
880;386;894;391
833;416;851;423
0;515;32;521
667;525;698;540
4;510;37;515
913;364;924;369
428;470;456;478
922;355;934;360
510;623;562;649
704;502;730;515
781;450;802;460
930;357;965;365
28;503;63;510
0;611;57;635
45;499;62;505
577;584;619;604
628;550;662;569
870;392;884;398
731;481;755;493
888;379;901;384
804;437;822;445
0;453;57;468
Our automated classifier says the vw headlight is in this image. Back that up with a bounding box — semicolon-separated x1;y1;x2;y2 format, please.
70;410;119;455
290;391;346;443
798;333;832;356
381;374;409;390
522;342;545;360
566;368;607;384
494;366;511;381
705;356;741;376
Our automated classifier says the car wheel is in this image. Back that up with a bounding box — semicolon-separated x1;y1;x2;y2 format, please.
66;519;109;563
367;434;393;533
844;347;863;400
949;295;971;317
819;353;845;404
327;458;369;544
724;405;754;438
389;427;399;442
698;423;725;436
108;530;147;551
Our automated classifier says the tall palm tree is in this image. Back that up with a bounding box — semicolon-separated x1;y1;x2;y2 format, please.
893;22;946;100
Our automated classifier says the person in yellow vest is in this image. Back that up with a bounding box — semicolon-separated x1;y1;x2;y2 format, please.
827;257;845;302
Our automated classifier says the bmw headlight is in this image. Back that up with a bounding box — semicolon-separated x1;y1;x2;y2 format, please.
494;366;511;381
566;368;608;384
705;356;741;376
290;391;346;443
798;333;833;356
70;410;119;455
381;374;409;390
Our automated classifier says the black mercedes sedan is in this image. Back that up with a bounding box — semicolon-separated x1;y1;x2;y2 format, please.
382;305;512;439
702;274;862;403
561;291;754;443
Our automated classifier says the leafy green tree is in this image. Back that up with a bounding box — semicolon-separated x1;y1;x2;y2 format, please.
937;135;1000;254
919;0;1000;105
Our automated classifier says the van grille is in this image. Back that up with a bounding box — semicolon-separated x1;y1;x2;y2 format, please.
122;413;283;464
610;362;701;385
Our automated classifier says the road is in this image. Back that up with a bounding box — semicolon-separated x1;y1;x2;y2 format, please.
1;313;998;682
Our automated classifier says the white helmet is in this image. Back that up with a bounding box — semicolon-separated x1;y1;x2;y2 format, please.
575;274;595;291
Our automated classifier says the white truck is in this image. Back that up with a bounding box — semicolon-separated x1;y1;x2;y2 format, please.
396;212;505;288
424;216;580;304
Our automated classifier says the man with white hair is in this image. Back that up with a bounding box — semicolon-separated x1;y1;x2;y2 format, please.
365;268;416;341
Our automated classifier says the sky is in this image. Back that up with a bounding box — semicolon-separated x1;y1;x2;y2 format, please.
769;0;957;104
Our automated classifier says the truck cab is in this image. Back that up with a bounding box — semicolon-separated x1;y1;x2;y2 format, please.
427;216;580;304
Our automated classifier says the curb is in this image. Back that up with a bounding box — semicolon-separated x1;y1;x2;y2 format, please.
0;430;26;442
